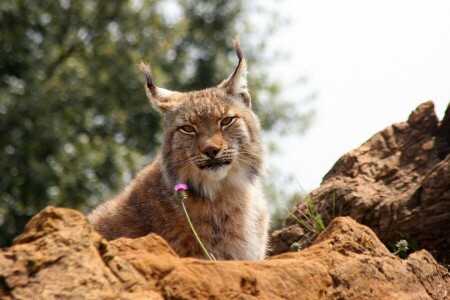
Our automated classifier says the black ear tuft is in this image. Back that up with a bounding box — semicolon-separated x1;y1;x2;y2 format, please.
139;62;157;97
217;37;251;108
231;37;243;62
138;61;177;113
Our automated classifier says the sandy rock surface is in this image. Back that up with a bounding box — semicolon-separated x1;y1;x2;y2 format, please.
1;206;448;299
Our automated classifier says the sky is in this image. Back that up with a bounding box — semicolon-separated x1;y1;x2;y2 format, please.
266;1;450;192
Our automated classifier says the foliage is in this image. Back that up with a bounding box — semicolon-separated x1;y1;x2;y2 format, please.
290;242;302;252
286;195;326;235
388;231;419;259
0;0;312;246
276;190;341;251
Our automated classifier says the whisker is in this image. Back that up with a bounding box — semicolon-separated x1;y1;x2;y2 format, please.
235;157;256;167
237;149;261;157
168;156;196;171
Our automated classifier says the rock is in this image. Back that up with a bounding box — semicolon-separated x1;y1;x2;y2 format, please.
0;207;161;300
1;206;449;299
271;101;450;263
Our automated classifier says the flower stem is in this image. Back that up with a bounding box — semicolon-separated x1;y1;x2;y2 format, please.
180;200;216;261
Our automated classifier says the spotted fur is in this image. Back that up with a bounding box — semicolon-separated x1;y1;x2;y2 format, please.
88;39;270;260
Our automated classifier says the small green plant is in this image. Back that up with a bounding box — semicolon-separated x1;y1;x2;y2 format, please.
305;196;326;232
174;183;216;261
393;239;409;256
290;242;302;252
286;191;340;236
397;231;419;250
284;206;317;233
271;181;342;252
388;231;418;258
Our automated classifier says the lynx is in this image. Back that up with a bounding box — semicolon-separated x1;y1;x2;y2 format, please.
88;39;270;260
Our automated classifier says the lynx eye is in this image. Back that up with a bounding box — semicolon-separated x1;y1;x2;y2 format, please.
179;125;196;135
220;117;236;128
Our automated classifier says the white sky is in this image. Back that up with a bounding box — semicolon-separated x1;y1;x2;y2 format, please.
267;1;450;192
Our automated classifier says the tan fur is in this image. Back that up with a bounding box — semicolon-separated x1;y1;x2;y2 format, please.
88;39;270;260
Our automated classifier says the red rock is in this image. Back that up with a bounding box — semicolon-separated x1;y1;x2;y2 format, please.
1;206;448;299
271;101;450;264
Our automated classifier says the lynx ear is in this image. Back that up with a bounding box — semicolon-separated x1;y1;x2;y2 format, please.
218;38;251;108
139;62;176;113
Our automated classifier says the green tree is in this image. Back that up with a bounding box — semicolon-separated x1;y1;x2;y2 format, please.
0;0;312;246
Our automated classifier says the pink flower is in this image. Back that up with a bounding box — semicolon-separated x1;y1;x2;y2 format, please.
174;183;188;192
174;183;188;201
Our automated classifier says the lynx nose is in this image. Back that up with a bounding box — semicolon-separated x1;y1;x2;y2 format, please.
202;146;220;159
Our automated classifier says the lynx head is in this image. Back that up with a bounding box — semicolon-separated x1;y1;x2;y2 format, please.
139;39;264;199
